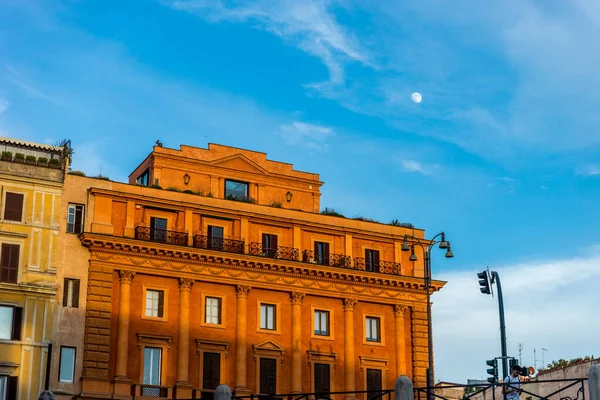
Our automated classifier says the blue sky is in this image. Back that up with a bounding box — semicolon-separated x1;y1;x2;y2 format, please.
1;0;599;383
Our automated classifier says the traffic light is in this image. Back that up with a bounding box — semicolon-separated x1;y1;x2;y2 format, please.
486;359;498;383
478;271;491;295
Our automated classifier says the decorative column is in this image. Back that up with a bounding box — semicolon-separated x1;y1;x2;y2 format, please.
290;292;306;394
343;298;358;400
176;278;194;393
234;285;251;395
115;270;135;379
394;304;409;376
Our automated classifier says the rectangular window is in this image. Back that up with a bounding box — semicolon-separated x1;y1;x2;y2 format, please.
150;217;167;242
314;310;330;336
208;225;224;251
224;180;248;200
59;346;76;383
366;316;381;342
314;241;330;265
67;204;85;234
314;363;331;395
145;290;164;318
62;278;80;308
0;244;19;284
137;169;150;186
2;376;17;400
143;347;162;385
365;249;380;272
259;358;277;394
202;352;221;390
205;297;222;325
3;192;24;222
366;369;383;400
260;304;276;330
262;233;278;258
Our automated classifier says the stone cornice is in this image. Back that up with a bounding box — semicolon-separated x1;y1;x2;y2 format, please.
80;233;444;304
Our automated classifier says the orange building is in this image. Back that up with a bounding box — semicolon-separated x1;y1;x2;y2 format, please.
70;143;444;399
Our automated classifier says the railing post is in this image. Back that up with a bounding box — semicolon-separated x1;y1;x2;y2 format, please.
590;365;600;400
394;376;413;400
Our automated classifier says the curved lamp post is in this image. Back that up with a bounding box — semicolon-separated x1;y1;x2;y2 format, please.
402;232;453;400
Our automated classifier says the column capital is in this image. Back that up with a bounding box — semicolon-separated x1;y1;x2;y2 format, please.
394;304;409;317
179;278;194;291
342;298;358;311
236;285;251;298
118;270;135;284
290;291;306;305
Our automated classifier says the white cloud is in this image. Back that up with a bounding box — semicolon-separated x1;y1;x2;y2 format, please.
399;159;439;176
576;165;600;176
168;0;369;85
278;121;334;151
0;97;8;114
434;248;600;382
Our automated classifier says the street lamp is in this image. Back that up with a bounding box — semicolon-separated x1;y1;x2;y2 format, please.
402;232;453;400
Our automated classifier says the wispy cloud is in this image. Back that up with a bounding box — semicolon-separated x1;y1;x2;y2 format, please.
278;121;334;152
399;159;439;176
168;0;369;85
0;96;8;114
4;65;64;106
576;164;600;177
434;246;600;382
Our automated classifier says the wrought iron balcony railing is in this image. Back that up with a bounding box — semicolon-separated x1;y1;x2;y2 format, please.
136;384;169;398
134;226;188;246
302;250;352;268
193;235;245;254
247;243;299;261
354;258;401;275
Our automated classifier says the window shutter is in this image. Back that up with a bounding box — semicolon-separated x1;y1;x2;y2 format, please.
74;205;84;234
7;376;18;400
73;279;80;308
1;243;19;283
323;364;330;392
62;278;69;307
157;291;164;318
373;250;380;272
323;242;330;265
314;364;322;393
262;233;268;253
260;359;268;393
4;192;24;221
217;298;222;324
271;235;278;251
11;307;22;340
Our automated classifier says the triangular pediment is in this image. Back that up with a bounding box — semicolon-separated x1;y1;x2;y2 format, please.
253;340;284;352
211;154;269;175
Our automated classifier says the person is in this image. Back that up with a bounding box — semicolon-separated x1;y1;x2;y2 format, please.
39;391;55;400
503;365;523;400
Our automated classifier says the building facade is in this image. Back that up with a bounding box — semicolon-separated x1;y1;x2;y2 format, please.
62;143;443;399
0;138;68;400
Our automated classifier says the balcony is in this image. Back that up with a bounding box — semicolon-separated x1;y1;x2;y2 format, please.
193;235;245;254
302;250;352;268
132;384;171;399
247;243;299;261
135;226;188;246
354;258;401;275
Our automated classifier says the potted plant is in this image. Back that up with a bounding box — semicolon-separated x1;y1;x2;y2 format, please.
25;155;37;164
37;156;48;166
48;158;60;168
1;151;12;161
14;153;25;163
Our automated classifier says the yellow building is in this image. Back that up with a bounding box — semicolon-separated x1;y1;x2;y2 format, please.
0;138;69;400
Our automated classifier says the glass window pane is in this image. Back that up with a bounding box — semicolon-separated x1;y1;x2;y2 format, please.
144;347;161;385
0;307;12;339
321;312;328;335
59;347;76;382
260;305;267;329
267;306;274;329
314;312;320;334
225;180;248;199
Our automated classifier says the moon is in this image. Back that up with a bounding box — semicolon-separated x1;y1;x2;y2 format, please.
411;92;422;103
